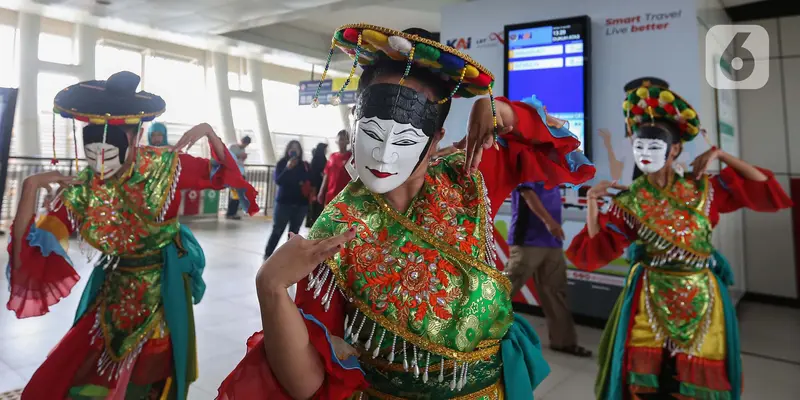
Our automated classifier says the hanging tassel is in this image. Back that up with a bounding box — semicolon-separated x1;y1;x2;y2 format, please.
398;42;417;87
489;86;499;150
331;31;363;106
50;113;58;165
312;40;337;108
71;118;79;171
438;65;467;105
101;119;109;180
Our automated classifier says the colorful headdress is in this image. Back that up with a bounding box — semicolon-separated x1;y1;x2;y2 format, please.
53;71;165;175
314;24;500;142
623;80;700;143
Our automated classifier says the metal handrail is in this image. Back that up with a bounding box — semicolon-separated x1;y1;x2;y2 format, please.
0;156;278;224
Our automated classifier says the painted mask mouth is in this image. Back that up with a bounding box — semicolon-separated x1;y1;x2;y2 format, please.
367;167;396;178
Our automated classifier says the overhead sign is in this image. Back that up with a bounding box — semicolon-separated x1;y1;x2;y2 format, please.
298;77;359;106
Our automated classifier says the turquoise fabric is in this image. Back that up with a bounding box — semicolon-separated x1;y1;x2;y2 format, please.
501;313;550;399
6;223;74;293
713;250;742;400
72;224;206;400
161;224;206;400
299;308;364;373
603;264;643;400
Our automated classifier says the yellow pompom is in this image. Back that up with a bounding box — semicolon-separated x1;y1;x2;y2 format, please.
464;65;480;79
623;100;631;111
680;108;697;120
362;29;389;47
635;87;649;98
659;90;675;103
686;125;700;135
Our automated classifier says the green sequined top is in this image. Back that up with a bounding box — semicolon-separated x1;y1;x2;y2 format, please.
306;153;513;399
61;147;182;257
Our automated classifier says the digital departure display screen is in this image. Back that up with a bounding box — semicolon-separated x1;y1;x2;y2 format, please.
504;16;591;155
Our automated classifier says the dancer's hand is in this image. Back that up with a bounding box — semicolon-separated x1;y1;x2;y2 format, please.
172;123;218;153
457;98;514;173
690;146;722;179
587;180;627;199
256;229;356;292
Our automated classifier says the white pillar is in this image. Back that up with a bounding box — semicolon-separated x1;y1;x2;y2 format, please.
211;52;237;145
338;105;352;133
247;58;275;164
73;24;97;82
16;12;41;157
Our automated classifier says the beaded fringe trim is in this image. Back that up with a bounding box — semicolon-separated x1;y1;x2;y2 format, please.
642;270;716;357
88;310;163;381
306;264;480;392
608;198;716;269
158;158;182;223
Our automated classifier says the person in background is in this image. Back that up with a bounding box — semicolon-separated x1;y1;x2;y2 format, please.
148;122;169;147
504;182;592;358
317;129;351;205
226;135;252;220
306;142;328;227
263;140;311;259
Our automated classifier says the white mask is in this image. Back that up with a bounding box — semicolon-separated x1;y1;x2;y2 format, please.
632;138;668;174
84;142;123;178
354;117;429;194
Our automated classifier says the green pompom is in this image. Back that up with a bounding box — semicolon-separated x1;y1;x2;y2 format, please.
648;87;661;97
688;118;700;126
628;93;640;104
415;43;441;62
655;107;667;116
673;99;687;110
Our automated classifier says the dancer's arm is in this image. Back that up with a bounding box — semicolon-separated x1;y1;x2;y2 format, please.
566;180;634;272
694;148;793;214
8;172;81;318
257;282;326;399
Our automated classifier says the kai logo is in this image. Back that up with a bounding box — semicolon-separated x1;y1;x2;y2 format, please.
445;37;471;50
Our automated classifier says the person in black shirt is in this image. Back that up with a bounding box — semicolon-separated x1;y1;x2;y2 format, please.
306;142;328;227
264;140;311;259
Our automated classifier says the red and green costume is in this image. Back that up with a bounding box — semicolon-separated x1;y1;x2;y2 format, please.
218;95;595;399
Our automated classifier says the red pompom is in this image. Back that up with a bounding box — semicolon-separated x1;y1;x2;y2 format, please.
663;103;677;115
50;159;59;165
630;105;645;115
343;28;360;43
645;98;659;108
469;72;493;87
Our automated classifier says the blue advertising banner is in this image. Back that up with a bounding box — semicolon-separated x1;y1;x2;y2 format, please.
298;77;358;106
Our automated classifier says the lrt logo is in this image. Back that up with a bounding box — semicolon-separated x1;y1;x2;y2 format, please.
475;32;505;47
446;37;472;50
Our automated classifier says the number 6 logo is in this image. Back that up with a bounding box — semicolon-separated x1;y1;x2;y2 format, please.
706;25;770;90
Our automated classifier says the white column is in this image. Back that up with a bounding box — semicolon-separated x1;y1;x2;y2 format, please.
247;58;276;164
211;52;237;145
338;104;352;133
16;12;41;157
73;24;97;81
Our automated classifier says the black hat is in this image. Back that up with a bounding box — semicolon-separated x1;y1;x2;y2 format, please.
624;77;669;92
53;71;165;125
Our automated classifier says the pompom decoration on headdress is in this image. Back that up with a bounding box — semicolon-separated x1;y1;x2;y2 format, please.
313;24;500;144
623;82;700;143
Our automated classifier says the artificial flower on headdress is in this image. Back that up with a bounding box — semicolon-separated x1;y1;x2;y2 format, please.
312;24;502;144
622;81;700;142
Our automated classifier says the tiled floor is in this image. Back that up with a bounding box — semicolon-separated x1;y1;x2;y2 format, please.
1;219;799;399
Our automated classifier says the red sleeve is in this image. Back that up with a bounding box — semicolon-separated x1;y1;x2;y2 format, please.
479;97;596;217
710;166;793;215
6;207;79;319
566;208;634;272
323;157;333;176
217;273;367;400
177;149;260;215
